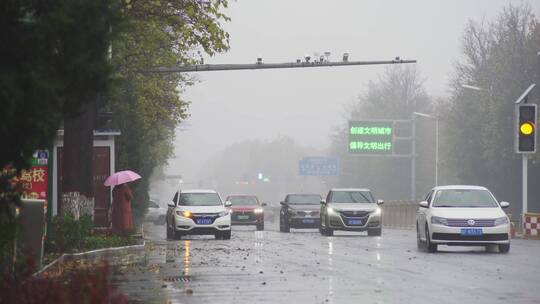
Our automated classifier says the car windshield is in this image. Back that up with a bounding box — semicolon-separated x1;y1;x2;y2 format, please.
287;194;321;204
432;189;498;208
229;196;258;205
179;193;222;206
331;191;373;203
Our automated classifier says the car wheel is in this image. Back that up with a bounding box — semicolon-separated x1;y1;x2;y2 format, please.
368;228;382;236
256;221;264;231
283;221;290;233
425;225;437;253
322;216;333;236
173;229;183;240
498;244;510;253
416;224;423;250
222;230;232;240
166;221;172;239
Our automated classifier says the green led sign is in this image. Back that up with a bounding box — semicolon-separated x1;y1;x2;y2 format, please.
348;121;394;154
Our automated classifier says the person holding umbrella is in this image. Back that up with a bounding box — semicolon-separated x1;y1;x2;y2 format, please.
104;170;141;236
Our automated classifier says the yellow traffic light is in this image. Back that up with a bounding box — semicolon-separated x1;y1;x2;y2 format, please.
520;122;534;135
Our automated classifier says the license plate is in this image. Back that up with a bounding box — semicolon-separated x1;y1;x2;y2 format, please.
302;219;315;224
461;228;482;236
196;218;212;225
348;219;362;225
237;215;249;220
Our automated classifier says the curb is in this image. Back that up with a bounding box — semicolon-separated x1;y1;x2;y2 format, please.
34;240;146;278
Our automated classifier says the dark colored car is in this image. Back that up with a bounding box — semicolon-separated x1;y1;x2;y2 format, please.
226;195;266;230
279;194;322;232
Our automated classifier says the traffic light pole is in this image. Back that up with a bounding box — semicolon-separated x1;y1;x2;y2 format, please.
514;84;536;228
522;155;528;214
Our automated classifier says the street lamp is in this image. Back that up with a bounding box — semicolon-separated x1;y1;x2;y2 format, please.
413;112;439;187
461;84;488;92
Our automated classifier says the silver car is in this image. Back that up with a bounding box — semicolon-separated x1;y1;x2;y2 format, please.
319;188;383;236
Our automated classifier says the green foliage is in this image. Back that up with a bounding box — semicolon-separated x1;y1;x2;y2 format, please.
0;0;123;171
45;214;137;253
107;0;230;223
443;3;540;212
82;235;136;251
46;214;93;253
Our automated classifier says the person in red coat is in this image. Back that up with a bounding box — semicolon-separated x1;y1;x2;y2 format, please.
111;183;133;235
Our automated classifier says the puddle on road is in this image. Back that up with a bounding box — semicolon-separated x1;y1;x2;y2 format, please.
183;240;191;276
327;241;334;304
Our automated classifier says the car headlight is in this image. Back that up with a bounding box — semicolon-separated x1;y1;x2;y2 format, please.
176;210;192;218
254;208;264;214
372;207;382;216
218;210;230;217
327;207;338;215
431;216;448;226
494;216;509;226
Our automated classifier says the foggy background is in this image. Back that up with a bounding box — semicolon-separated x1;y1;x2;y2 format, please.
157;0;540;205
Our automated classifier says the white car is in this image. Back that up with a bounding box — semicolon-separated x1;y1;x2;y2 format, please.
145;199;166;225
166;189;232;240
416;185;510;253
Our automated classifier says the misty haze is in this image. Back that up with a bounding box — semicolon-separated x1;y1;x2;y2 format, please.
2;1;540;303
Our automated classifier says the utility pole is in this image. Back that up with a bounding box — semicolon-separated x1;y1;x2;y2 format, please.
146;58;416;74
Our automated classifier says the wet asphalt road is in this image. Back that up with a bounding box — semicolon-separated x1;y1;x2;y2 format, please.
113;220;540;304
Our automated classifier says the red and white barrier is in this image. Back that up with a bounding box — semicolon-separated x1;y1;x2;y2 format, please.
524;213;540;239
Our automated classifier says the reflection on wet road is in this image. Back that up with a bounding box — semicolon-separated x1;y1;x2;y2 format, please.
113;222;540;304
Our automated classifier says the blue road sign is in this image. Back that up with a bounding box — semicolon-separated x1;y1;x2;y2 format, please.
299;157;339;176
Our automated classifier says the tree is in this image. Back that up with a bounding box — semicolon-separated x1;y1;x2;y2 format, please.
328;66;435;200
0;0;123;272
0;0;121;171
107;0;231;223
443;3;540;215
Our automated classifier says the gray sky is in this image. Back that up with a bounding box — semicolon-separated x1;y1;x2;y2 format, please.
167;0;539;182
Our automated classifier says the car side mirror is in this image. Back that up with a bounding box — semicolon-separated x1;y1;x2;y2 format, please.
500;201;510;209
279;201;286;206
224;201;232;207
261;202;267;207
377;199;384;205
418;201;429;208
168;202;175;207
320;199;326;205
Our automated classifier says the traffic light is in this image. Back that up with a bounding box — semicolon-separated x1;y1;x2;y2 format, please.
516;104;537;153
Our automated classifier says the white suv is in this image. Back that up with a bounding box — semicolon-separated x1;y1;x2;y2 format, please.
166;189;232;240
416;185;510;253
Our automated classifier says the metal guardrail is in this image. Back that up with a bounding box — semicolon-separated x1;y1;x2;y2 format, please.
382;200;418;229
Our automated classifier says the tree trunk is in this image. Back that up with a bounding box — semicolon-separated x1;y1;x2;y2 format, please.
61;100;96;219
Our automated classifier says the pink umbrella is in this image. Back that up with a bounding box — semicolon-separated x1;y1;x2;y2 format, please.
104;170;141;187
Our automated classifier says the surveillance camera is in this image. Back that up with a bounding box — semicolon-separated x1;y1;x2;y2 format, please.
304;54;311;63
